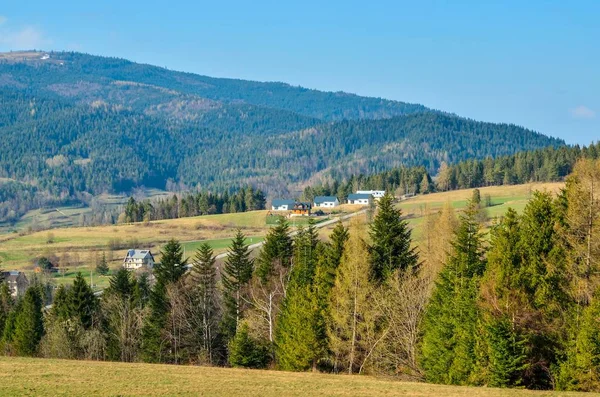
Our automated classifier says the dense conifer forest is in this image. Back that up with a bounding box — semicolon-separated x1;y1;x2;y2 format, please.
0;51;563;224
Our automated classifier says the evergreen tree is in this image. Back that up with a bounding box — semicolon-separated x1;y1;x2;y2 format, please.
13;288;44;356
228;322;269;369
107;268;136;301
420;203;486;384
96;252;109;276
69;272;98;329
275;226;322;371
255;218;293;282
369;193;418;282
50;284;71;320
221;230;254;341
191;243;219;363
329;219;378;374
154;239;188;286
478;209;529;387
0;282;13;339
557;287;600;391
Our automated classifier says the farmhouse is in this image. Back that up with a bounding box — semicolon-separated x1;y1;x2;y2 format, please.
291;202;312;216
271;199;296;211
347;193;373;205
357;190;386;200
313;196;339;208
123;249;155;270
1;271;29;298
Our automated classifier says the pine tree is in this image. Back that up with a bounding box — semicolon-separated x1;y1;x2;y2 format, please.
13;287;44;356
191;243;219;363
69;272;98;329
96;252;109;276
369;193;418;282
420;202;486;385
221;229;254;341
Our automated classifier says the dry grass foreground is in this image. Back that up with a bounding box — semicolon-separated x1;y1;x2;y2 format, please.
0;357;589;397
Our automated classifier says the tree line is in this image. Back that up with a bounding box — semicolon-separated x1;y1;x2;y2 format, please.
306;142;600;202
1;159;599;392
121;186;266;223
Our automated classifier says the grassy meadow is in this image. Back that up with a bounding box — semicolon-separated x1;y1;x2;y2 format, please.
0;182;563;289
398;182;564;241
0;356;587;397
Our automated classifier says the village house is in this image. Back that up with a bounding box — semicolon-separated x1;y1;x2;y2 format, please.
357;190;386;200
123;249;155;270
271;199;296;211
291;202;312;216
1;271;29;298
313;196;340;208
347;193;373;205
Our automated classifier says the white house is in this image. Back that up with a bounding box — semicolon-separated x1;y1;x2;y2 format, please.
1;271;29;298
271;199;296;211
347;193;373;206
313;196;339;208
357;190;386;200
123;249;155;270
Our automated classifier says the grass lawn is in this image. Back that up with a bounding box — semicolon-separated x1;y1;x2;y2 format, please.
0;211;272;270
0;357;586;397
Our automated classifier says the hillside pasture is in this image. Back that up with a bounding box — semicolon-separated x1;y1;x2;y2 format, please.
0;357;585;397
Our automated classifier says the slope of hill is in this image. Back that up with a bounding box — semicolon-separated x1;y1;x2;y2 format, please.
0;51;565;224
0;357;582;397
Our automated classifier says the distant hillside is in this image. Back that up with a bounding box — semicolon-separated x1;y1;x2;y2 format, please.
0;51;565;223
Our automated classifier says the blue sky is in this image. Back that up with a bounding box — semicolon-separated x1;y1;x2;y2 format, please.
0;1;598;144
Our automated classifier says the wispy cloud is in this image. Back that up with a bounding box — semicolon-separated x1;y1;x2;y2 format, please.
0;25;52;50
0;16;7;26
570;105;596;120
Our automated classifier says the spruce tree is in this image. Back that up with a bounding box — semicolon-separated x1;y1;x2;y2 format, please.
50;284;71;320
420;202;486;384
369;193;418;282
221;229;254;341
228;322;269;368
191;243;219;363
0;282;13;339
13;288;44;356
96;252;110;276
256;218;293;282
155;239;187;286
275;227;322;371
69;272;98;329
557;287;600;391
478;208;529;387
107;268;136;300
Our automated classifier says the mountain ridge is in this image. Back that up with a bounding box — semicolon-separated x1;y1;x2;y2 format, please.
0;50;565;223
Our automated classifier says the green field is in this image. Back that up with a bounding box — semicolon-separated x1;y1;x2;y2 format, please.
0;357;585;397
398;182;564;242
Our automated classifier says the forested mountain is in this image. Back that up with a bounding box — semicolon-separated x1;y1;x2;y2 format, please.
0;51;565;223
